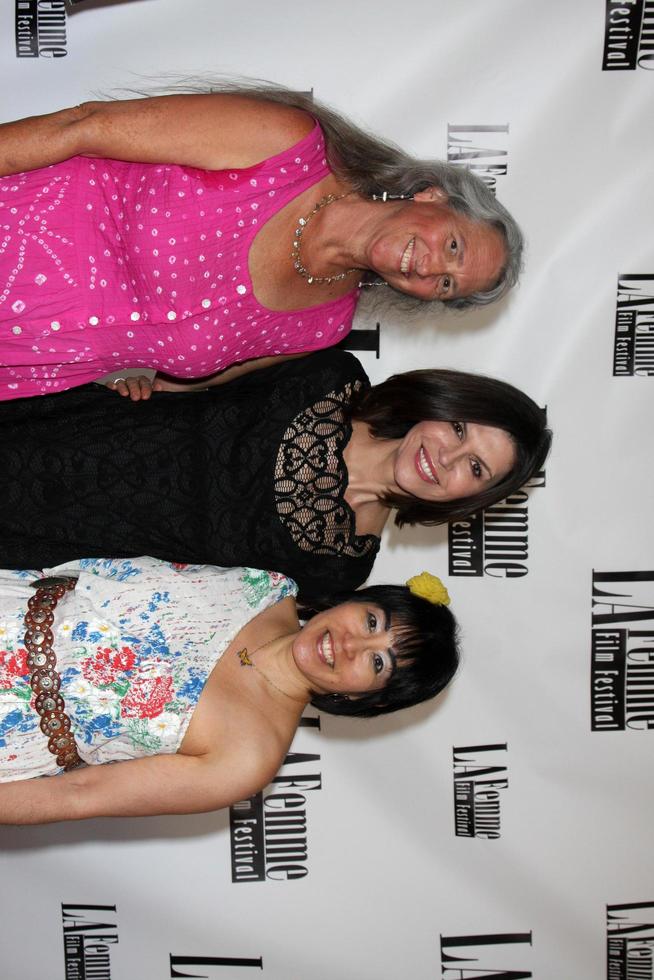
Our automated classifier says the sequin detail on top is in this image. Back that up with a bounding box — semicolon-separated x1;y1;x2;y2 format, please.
0;124;359;400
274;380;378;559
0;558;297;781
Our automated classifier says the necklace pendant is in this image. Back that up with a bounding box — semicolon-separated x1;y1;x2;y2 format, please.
237;648;253;667
290;191;357;288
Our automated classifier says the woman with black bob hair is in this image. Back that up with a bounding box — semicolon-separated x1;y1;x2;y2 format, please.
0;560;457;824
307;582;458;718
0;348;551;599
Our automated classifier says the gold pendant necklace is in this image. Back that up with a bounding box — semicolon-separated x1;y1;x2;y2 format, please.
237;639;306;703
291;192;358;285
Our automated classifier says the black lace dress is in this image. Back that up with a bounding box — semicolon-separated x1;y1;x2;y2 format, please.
0;350;380;599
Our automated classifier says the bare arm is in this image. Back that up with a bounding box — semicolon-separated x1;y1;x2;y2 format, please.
0;749;275;825
0;105;85;176
0;94;314;178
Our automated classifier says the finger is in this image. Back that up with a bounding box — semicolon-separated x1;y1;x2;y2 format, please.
138;377;152;400
109;377;129;396
124;376;147;401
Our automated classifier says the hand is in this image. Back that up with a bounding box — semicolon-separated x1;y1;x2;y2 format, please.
105;375;156;401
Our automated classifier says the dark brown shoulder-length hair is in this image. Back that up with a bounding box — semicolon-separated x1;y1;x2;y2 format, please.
347;368;552;527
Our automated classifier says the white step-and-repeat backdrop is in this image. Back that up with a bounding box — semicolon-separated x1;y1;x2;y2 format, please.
1;1;653;978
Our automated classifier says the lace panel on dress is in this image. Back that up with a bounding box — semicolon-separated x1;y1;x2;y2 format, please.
274;381;378;559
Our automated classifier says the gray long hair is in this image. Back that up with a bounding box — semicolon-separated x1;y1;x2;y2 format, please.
138;77;523;310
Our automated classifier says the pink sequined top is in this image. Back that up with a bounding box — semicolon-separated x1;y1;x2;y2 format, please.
0;123;359;400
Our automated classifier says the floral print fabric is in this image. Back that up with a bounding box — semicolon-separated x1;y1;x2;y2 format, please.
0;558;296;781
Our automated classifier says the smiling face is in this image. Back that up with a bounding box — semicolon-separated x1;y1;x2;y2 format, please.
392;420;516;503
291;602;396;697
365;188;507;302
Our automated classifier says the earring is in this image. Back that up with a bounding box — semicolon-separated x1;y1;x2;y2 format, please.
371;191;410;202
359;279;388;289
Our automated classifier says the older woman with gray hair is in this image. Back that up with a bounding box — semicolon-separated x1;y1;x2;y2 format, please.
0;82;522;401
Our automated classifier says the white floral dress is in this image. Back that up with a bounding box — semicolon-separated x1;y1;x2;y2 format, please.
0;558;296;782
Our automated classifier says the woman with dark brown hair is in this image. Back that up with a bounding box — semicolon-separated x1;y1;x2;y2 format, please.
0;349;551;598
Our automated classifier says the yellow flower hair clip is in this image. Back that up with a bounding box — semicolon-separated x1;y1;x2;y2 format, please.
406;572;450;606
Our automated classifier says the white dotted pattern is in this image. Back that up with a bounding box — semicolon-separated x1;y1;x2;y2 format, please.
0;127;358;400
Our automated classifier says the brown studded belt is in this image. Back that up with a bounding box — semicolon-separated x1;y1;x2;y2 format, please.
25;576;82;771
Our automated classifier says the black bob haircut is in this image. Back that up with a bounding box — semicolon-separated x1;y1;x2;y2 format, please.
348;367;552;526
302;584;460;719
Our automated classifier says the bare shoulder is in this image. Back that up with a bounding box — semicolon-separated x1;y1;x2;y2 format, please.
202;95;316;166
200;707;295;806
205;94;316;157
247;594;299;636
77;93;316;170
